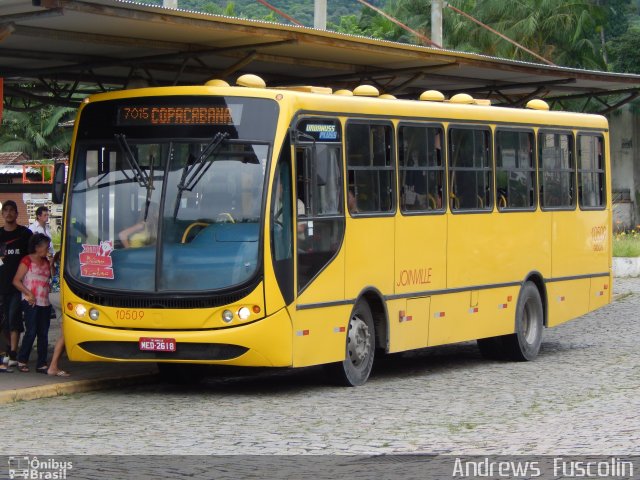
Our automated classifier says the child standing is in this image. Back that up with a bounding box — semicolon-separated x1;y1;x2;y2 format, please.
47;251;69;376
13;233;52;373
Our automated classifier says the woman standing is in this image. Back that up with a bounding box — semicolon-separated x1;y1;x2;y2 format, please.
13;233;52;373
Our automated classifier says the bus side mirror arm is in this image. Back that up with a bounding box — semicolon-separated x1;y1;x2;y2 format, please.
52;162;66;204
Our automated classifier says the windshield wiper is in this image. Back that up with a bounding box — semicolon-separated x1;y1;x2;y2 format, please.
115;133;155;219
173;131;229;219
114;133;151;188
178;132;229;193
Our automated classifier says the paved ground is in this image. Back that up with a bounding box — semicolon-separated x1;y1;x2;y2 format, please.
1;278;638;458
0;315;157;404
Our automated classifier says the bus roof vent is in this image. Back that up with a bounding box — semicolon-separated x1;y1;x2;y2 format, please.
334;89;353;96
205;79;230;87
379;94;397;99
473;99;492;106
236;74;266;89
526;99;550;111
449;93;474;104
419;90;445;102
353;85;379;97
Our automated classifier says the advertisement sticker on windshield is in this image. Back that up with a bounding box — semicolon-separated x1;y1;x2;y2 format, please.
79;240;114;279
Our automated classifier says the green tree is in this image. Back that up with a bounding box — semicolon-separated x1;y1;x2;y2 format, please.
0;106;75;159
608;28;640;73
329;14;368;36
442;0;607;68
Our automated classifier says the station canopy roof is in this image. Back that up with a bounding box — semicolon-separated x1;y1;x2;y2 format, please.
2;0;640;114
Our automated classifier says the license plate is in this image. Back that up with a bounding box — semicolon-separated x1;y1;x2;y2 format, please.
139;337;176;352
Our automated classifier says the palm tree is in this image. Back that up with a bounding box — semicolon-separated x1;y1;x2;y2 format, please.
350;0;607;68
470;0;606;68
0;106;75;159
444;0;607;68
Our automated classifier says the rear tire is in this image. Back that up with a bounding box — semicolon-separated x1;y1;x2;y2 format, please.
325;301;375;386
476;281;543;361
504;281;544;361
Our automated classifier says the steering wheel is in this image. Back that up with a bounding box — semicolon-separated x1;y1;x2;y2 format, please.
181;222;210;244
216;212;235;223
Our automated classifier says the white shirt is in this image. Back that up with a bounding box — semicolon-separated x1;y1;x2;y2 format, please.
28;221;55;256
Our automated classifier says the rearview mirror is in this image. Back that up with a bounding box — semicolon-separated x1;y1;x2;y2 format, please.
52;162;66;204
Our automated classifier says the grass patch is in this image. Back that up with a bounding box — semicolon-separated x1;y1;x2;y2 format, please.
446;421;478;433
613;230;640;257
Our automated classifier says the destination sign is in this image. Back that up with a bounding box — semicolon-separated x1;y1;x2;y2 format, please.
117;105;242;126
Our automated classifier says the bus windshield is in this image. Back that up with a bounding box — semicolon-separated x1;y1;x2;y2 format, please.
65;96;276;294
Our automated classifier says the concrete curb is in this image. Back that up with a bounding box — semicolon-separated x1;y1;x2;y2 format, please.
613;292;633;302
613;257;640;278
0;373;159;405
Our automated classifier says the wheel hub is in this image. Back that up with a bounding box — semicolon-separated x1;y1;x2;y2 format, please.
347;315;371;366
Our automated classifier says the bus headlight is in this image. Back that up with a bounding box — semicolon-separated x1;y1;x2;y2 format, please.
89;308;100;321
222;309;234;323
238;307;251;320
75;304;87;317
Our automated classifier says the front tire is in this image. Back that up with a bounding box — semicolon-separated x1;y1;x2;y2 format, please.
325;301;375;386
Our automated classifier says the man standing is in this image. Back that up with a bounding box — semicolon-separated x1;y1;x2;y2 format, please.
29;206;55;257
0;200;33;369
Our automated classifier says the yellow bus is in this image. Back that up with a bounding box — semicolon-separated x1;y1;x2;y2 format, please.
53;74;611;386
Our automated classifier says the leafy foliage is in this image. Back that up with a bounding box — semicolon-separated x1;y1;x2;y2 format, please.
0;107;75;159
137;0;370;26
608;28;640;74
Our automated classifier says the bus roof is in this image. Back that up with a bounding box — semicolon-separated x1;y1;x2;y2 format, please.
82;74;609;131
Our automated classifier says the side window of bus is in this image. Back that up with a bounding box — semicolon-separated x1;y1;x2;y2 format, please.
398;124;445;213
578;134;606;209
495;130;536;210
448;127;492;211
346;122;395;214
539;132;575;209
270;140;294;304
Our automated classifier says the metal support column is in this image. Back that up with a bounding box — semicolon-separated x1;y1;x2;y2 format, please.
314;0;327;30
431;0;443;47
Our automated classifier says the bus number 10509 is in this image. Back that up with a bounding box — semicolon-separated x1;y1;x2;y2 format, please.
115;309;145;321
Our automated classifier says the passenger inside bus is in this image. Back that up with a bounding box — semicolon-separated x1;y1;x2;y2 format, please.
297;198;307;249
347;189;358;213
403;151;427;210
118;202;159;248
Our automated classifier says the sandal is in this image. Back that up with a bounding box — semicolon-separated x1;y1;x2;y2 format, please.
36;366;49;374
48;370;70;377
17;363;29;373
0;365;13;373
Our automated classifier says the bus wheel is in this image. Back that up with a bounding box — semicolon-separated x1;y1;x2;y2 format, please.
504;281;544;361
157;363;205;385
325;301;375;386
